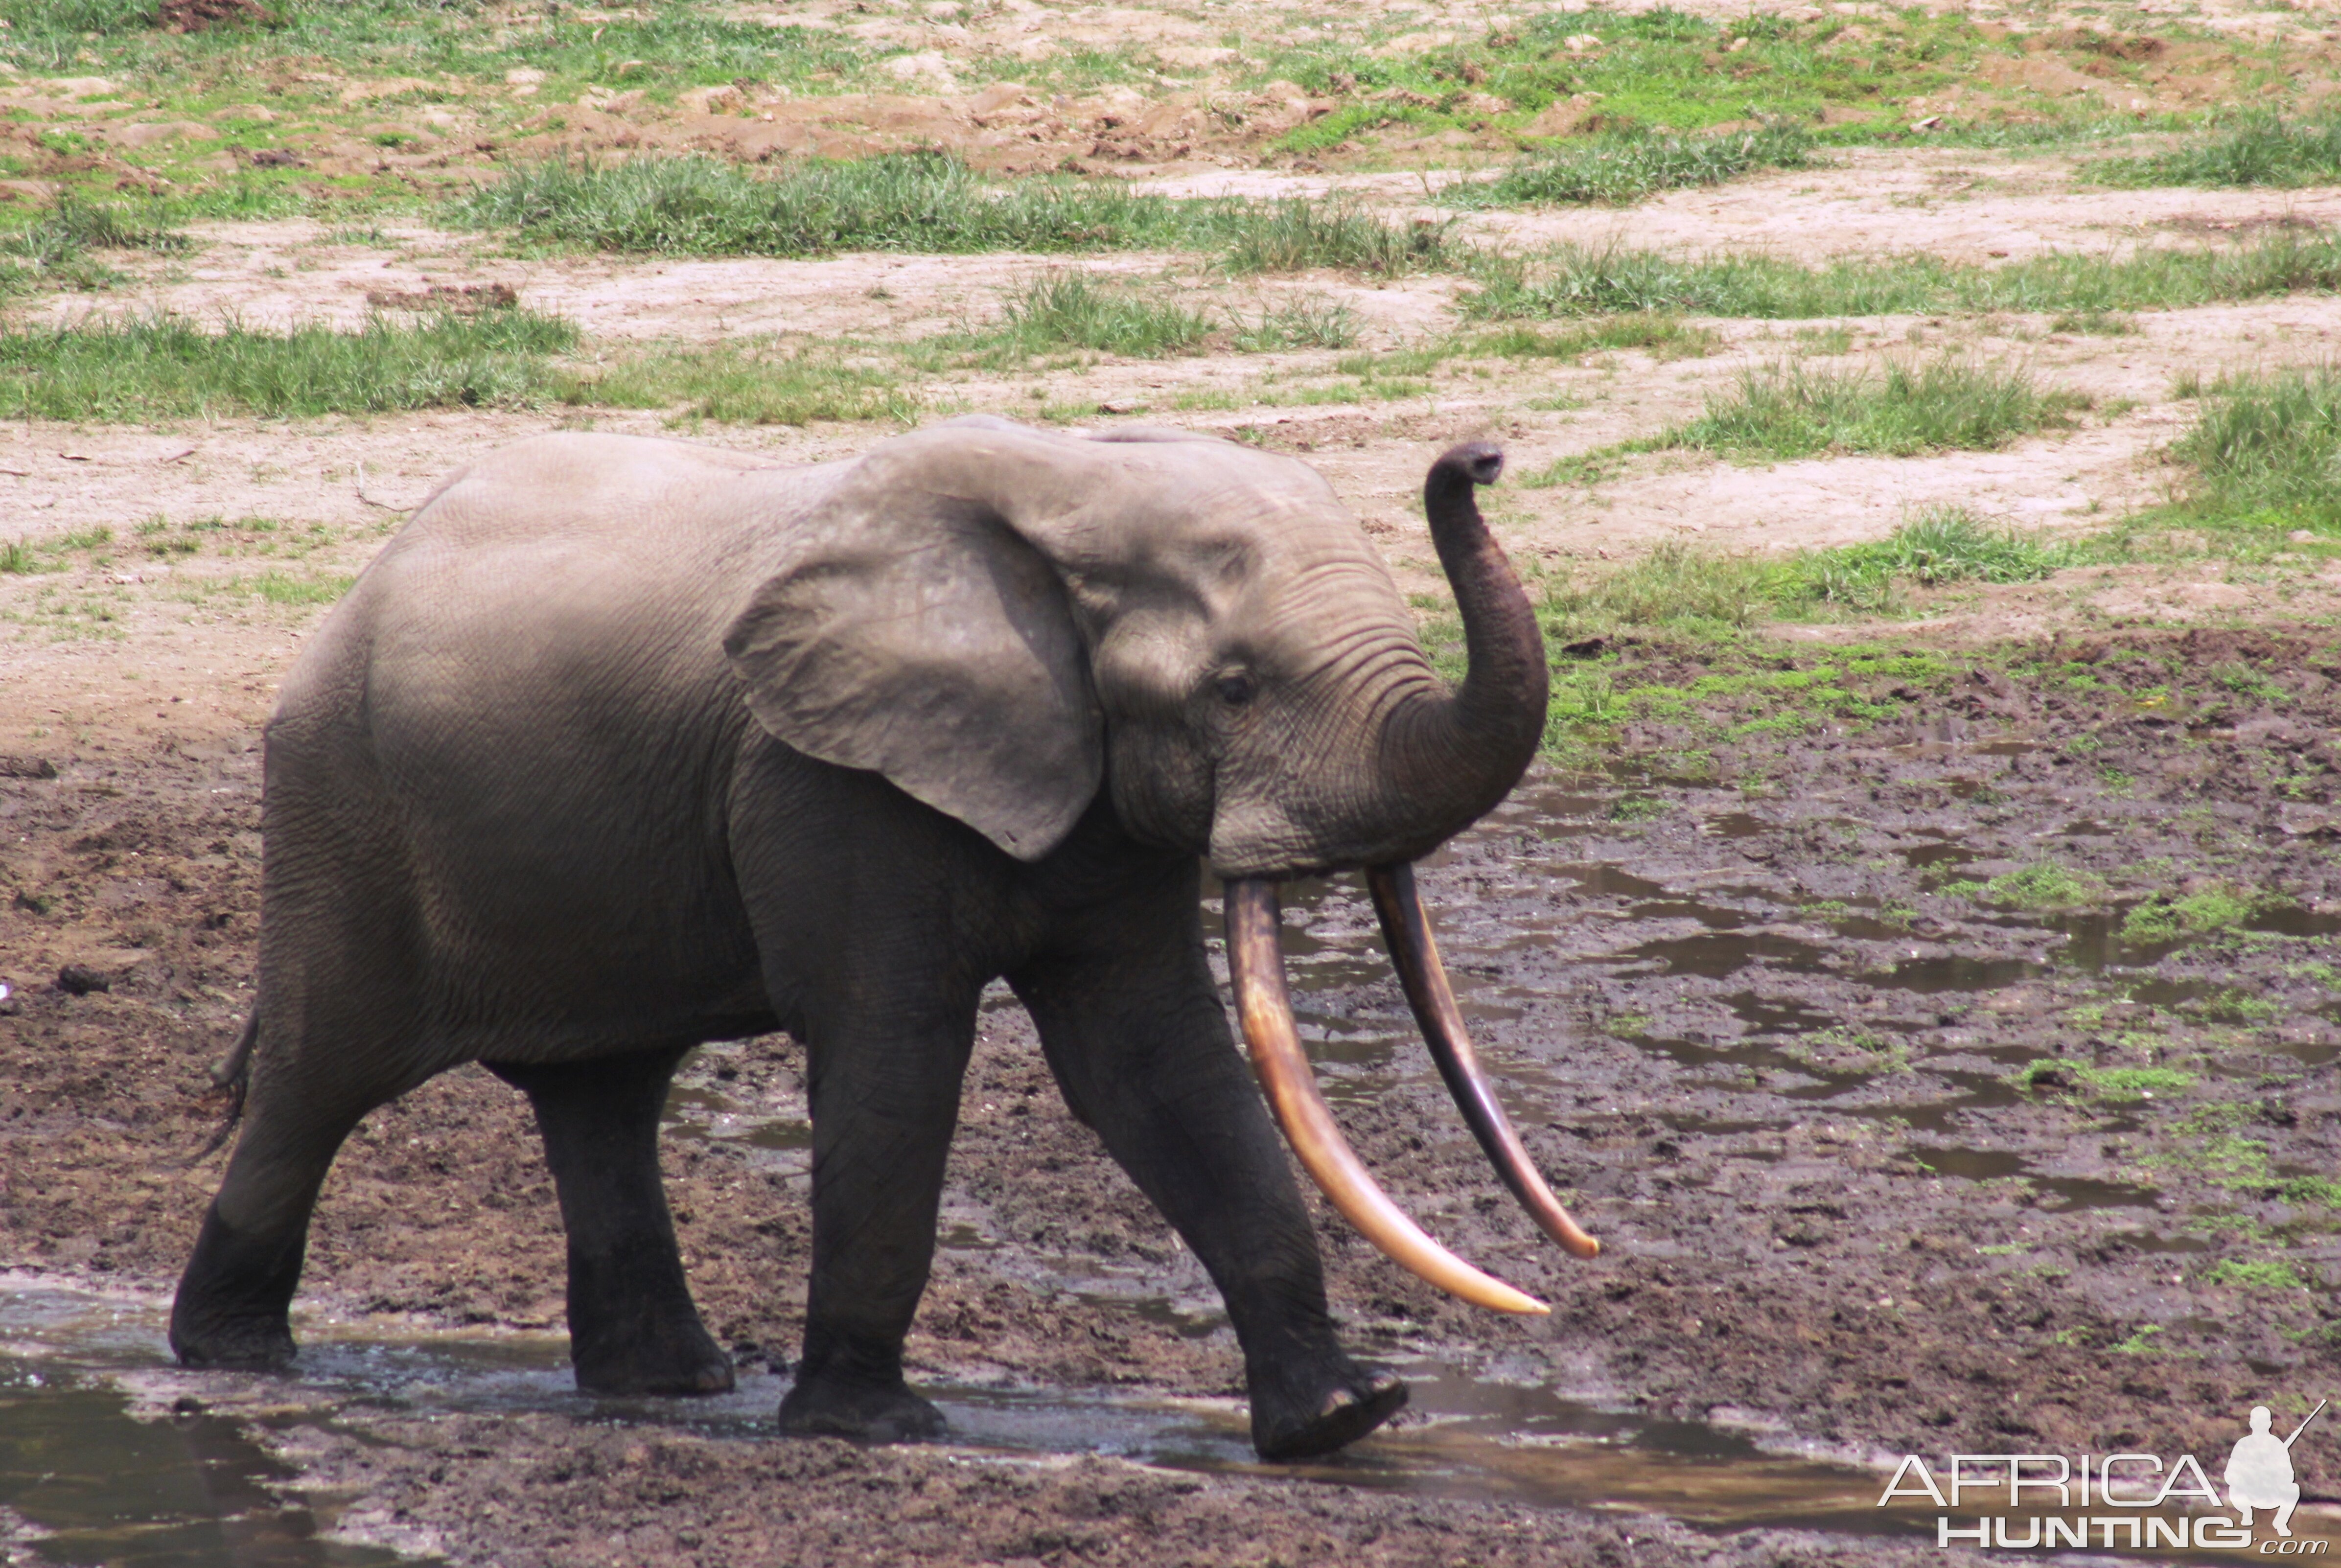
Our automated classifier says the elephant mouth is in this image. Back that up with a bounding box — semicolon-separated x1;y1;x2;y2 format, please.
1223;867;1599;1317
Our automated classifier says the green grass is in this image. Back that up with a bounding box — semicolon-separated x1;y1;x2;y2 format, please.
1462;231;2341;321
1474;313;1720;363
0;0;875;93
2163;366;2341;535
1227;297;1363;351
448;154;1459;277
990;273;1216;357
1215;199;1461;278
449;153;1207;259
2118;887;2281;944
566;341;918;427
2279;1176;2341;1207
0;310;576;420
1661;357;2087;460
1532;510;2076;630
1447;124;1820;208
2015;1059;2196;1103
2091;110;2341;188
1769;509;2073;613
252;571;357;606
1265;8;2031;152
2204;1258;2310;1290
1541;543;1776;630
0;196;189;295
1963;861;2110;912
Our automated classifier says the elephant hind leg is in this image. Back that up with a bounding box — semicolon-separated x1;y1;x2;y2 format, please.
487;1048;733;1397
171;1043;397;1370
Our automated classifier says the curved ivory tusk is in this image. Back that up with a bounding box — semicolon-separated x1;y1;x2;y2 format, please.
1223;878;1550;1316
1367;862;1601;1261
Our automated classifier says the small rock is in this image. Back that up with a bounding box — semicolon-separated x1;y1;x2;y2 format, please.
159;0;269;33
0;755;56;779
57;965;113;996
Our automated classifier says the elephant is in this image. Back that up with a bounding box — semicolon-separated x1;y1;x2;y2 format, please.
169;417;1598;1462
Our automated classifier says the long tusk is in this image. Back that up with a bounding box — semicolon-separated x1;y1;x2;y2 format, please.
1223;878;1549;1316
1368;862;1601;1260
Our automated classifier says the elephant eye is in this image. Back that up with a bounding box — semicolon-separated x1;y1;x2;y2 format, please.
1214;672;1256;707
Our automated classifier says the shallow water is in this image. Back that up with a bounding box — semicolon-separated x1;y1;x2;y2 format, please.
8;1283;2305;1567
0;1283;1921;1566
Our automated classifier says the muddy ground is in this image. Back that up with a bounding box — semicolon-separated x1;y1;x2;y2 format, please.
2;619;2338;1564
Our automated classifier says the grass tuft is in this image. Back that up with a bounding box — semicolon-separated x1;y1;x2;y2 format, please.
1449;124;1820;208
449;154;1459;279
2016;1058;2196;1103
2118;886;2280;944
2164;365;2341;535
565;341;917;427
1462;231;2341;321
1772;509;2071;613
1474;312;1719;363
0;196;190;294
1541;543;1774;630
2091;110;2341;189
449;152;1205;258
1663;356;2086;460
1227;296;1363;351
0;310;577;421
1216;199;1459;277
1535;510;2073;631
993;272;1216;356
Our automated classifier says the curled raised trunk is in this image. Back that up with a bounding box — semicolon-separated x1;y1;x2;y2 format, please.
1373;442;1549;858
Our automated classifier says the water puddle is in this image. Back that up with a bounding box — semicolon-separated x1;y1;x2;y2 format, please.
9;1284;2305;1565
0;1286;1946;1565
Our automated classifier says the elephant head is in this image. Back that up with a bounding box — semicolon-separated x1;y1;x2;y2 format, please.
724;418;1598;1310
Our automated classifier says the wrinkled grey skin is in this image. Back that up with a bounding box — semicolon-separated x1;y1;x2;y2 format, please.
169;418;1544;1461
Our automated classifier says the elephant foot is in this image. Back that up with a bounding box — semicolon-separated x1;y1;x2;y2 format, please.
1250;1358;1408;1461
169;1310;296;1370
571;1310;735;1397
170;1205;302;1370
574;1340;735;1398
778;1371;946;1444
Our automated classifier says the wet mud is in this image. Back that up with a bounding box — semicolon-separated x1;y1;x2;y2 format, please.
2;625;2338;1565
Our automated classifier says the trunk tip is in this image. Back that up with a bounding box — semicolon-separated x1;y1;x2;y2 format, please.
1433;441;1504;489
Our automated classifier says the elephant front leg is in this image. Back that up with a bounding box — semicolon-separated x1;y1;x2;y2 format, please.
1013;929;1407;1461
780;1010;977;1442
487;1048;733;1396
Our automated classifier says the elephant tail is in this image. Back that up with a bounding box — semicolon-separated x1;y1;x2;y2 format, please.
194;1012;257;1159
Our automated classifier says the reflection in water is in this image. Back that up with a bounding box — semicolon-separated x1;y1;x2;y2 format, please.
0;1355;408;1568
0;1286;1921;1560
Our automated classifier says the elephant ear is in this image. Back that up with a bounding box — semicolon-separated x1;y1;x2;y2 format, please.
723;485;1102;863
